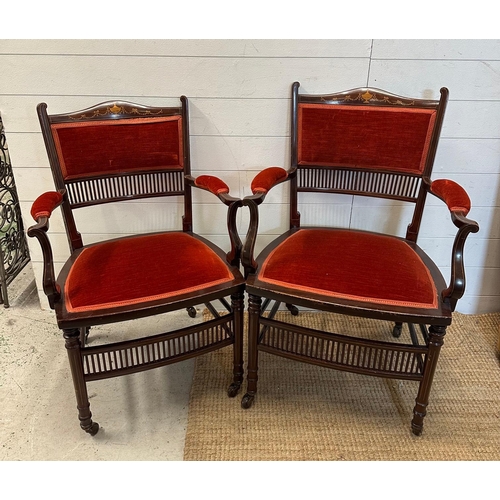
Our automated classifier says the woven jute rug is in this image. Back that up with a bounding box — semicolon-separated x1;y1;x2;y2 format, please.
183;311;500;461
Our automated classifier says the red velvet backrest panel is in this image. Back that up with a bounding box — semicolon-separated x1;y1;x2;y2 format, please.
298;104;437;174
51;116;183;180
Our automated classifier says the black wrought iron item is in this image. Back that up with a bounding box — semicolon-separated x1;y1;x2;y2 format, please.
0;114;30;307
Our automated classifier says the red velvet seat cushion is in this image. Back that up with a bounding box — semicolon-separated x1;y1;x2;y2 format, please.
259;229;438;309
65;233;233;313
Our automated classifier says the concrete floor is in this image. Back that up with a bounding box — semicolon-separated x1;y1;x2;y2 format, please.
1;263;199;461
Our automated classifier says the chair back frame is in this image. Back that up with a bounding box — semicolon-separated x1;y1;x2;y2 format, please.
289;82;449;242
37;98;193;253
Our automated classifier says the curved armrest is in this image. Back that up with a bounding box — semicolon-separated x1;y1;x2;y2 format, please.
185;174;240;205
428;179;479;311
251;166;290;196
27;190;65;308
31;190;64;221
185;175;243;267
429;179;471;215
242;167;294;276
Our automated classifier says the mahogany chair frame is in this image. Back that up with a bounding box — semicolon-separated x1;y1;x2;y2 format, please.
241;82;479;435
28;98;245;435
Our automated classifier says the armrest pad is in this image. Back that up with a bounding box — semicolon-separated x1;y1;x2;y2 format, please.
31;191;64;221
194;175;230;196
251;167;288;194
430;179;471;215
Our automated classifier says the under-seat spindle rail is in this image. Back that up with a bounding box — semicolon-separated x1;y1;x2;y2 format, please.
82;315;234;381
258;318;427;380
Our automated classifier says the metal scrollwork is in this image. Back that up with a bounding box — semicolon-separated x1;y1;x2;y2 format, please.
0;114;30;307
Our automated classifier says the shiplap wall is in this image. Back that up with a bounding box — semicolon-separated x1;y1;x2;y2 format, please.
1;39;499;314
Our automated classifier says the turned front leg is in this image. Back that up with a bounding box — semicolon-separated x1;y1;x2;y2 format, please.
228;291;244;397
63;328;99;435
241;294;261;408
411;325;446;436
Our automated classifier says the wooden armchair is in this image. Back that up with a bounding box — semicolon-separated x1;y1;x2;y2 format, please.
241;82;479;435
28;98;245;435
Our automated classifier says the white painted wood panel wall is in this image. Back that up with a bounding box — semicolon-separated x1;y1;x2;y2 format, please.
1;39;499;313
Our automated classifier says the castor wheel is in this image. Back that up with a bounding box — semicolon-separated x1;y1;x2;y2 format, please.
227;382;241;398
187;307;197;318
411;421;423;436
241;393;255;409
392;323;403;338
286;303;299;316
84;422;100;436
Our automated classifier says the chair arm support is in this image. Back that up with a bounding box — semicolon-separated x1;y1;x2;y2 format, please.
27;190;65;309
241;196;260;277
185;175;243;267
441;212;479;311
241;167;295;276
428;179;479;311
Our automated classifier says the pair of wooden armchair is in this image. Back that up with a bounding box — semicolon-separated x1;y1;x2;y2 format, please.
28;83;478;437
